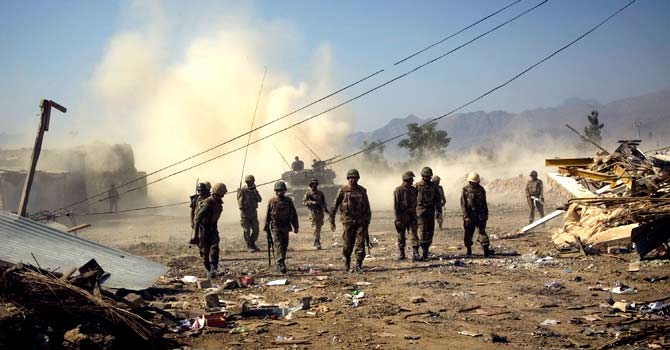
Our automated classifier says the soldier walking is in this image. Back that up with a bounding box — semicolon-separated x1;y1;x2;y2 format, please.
264;181;299;274
190;182;211;244
460;173;494;257
303;178;329;250
432;175;447;230
415;167;440;260
194;183;228;277
238;175;262;252
525;170;545;223
393;171;419;261
330;169;372;273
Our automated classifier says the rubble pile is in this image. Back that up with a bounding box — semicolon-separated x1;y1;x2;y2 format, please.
548;141;670;256
0;263;169;350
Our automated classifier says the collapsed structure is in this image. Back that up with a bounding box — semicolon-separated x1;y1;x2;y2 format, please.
546;141;670;257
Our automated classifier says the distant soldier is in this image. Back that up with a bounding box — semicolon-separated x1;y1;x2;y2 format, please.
460;173;494;257
432;175;447;230
264;181;299;273
312;158;326;171
108;184;119;212
330;169;372;273
525;170;545;224
303;178;329;250
194;183;227;277
393;171;419;261
414;167;441;260
291;156;305;171
238;175;262;252
189;182;210;244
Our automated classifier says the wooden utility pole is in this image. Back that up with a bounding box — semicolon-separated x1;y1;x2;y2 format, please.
17;99;67;217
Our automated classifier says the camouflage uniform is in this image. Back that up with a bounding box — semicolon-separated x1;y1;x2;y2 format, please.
264;195;299;270
303;189;328;248
525;178;544;223
194;195;223;273
330;183;371;271
415;179;440;257
238;185;262;250
460;182;490;252
436;184;446;229
393;182;418;256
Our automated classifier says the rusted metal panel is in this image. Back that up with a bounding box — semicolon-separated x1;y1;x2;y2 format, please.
0;211;168;290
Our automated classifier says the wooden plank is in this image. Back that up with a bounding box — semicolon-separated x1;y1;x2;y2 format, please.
65;223;91;233
587;224;638;249
545;158;594;167
519;210;565;233
547;173;597;199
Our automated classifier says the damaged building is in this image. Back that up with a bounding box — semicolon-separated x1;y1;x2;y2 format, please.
0;143;147;215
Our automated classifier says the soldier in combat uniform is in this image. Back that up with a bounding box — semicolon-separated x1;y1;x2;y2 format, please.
190;182;210;244
414;167;441;260
393;171;419;261
460;173;494;257
432;175;447;230
525;170;544;224
264;181;299;273
330;169;372;273
194;183;228;277
238;175;262;252
303;178;329;250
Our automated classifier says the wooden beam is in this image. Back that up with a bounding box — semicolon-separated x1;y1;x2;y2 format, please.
545;158;594;167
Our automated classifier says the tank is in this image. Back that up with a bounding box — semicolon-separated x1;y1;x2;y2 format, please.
281;160;340;208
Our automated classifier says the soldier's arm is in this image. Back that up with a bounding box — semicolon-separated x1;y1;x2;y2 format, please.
302;192;310;206
237;190;245;210
290;200;299;232
525;182;531;198
539;181;544;200
460;189;469;219
330;189;344;221
440;187;447;206
320;191;329;212
194;199;212;229
482;189;489;221
363;190;372;225
256;189;262;203
393;189;402;220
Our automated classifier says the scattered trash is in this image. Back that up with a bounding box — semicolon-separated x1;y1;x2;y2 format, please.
628;261;641;272
610;281;637;294
346;289;365;308
613;301;631;312
536;256;554;263
204;292;221;309
544;281;564;289
562;268;572;273
540;319;560;326
410;296;426;304
300;296;312;310
191;316;206;330
331;336;342;343
204;312;228;328
266;279;289;286
490;333;509;343
356;281;372;286
285;285;306;292
181;275;198;283
457;331;482;337
197;279;212;289
607;246;630;254
241;275;255;286
404;335;421;340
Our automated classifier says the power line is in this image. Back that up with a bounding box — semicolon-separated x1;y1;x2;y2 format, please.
98;0;551;198
48;2;519;214
73;0;638;218
394;0;522;65
239;67;267;189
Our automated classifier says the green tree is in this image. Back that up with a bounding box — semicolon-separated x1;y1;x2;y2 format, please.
398;122;451;161
361;140;391;172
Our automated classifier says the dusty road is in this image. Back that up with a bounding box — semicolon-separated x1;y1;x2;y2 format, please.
76;203;670;349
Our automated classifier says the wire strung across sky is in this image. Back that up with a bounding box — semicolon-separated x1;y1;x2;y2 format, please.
77;0;551;202
48;0;524;215
68;0;639;217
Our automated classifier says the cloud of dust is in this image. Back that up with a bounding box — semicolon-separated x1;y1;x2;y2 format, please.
86;2;352;222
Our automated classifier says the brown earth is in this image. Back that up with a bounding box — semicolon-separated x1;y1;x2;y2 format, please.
75;203;670;350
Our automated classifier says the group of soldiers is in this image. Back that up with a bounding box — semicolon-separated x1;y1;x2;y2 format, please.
188;167;544;277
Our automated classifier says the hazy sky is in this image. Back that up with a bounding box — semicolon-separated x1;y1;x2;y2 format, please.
1;0;668;140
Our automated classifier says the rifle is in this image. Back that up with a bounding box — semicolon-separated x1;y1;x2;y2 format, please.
364;224;372;255
264;223;274;266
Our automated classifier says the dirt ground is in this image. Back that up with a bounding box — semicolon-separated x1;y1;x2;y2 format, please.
75;203;670;350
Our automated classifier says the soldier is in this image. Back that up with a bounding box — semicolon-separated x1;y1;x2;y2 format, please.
415;167;441;260
525;170;545;224
330;169;372;273
393;171;419;261
460;173;494;257
432;175;447;230
291;156;305;171
238;175;262;252
303;178;329;250
264;181;299;273
189;183;210;244
194;182;227;277
108;184;119;212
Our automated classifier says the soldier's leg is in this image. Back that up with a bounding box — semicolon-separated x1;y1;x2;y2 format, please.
241;217;251;247
436;210;443;229
199;234;211;272
314;215;323;249
342;224;355;271
477;220;494;257
527;198;535;223
271;230;289;272
537;201;545;218
353;223;366;270
250;215;260;247
463;221;475;255
419;211;435;259
409;217;420;261
210;233;221;275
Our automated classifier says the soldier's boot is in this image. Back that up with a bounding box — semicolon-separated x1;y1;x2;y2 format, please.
466;246;472;256
251;242;261;252
209;264;218;278
421;245;430;261
344;257;351;273
483;245;495;258
354;260;363;273
278;261;287;274
411;247;422;262
314;240;322;250
397;247;406;261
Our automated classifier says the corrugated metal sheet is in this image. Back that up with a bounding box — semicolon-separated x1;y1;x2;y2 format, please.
0;211;168;290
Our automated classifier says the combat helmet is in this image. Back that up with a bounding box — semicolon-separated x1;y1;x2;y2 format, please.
274;181;287;191
431;175;441;182
466;172;480;183
197;182;208;192
245;174;255;183
204;181;212;190
212;183;228;196
402;171;415;181
530;170;538;177
309;178;319;186
421;167;433;177
346;169;360;179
